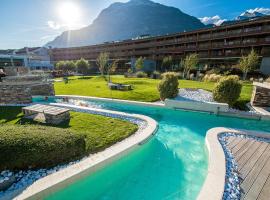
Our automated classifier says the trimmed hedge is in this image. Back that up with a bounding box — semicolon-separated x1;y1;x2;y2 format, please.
158;72;179;100
136;71;148;78
0;124;85;171
213;76;242;107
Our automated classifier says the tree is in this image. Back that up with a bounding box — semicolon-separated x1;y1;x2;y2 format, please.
55;61;66;71
162;56;173;71
65;61;76;72
237;49;259;80
96;52;109;76
55;61;76;73
107;60;118;83
76;58;90;75
182;54;199;79
135;57;144;72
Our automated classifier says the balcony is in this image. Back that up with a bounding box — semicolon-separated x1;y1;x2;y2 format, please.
244;26;262;33
199;34;211;40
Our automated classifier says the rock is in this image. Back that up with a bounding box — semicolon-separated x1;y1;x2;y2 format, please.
0;175;15;191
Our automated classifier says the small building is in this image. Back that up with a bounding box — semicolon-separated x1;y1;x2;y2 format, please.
0;47;53;71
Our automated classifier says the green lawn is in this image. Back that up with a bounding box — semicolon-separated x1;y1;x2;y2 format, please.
0;106;138;169
55;75;253;104
0;106;138;154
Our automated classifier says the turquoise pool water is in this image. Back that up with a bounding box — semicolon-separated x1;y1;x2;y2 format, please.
36;98;270;200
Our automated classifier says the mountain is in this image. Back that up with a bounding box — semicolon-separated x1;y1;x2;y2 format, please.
221;11;266;26
45;0;205;48
236;11;265;20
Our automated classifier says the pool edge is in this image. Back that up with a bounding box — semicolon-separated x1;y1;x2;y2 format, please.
197;127;270;200
13;105;158;200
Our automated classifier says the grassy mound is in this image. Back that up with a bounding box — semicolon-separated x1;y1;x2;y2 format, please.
0;106;138;170
0;124;85;171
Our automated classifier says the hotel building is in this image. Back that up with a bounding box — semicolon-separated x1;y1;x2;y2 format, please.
51;16;270;75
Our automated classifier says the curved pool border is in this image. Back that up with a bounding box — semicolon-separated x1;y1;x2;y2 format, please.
197;127;270;200
13;104;158;200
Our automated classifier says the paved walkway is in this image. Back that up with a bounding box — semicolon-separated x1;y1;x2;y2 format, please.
227;136;270;200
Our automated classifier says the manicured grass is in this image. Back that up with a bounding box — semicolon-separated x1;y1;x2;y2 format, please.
0;106;138;169
55;76;160;102
55;75;253;104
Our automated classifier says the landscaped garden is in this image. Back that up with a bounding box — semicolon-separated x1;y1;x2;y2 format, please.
0;106;138;170
54;75;253;109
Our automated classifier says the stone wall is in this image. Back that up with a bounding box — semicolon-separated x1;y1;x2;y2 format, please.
31;83;55;96
251;83;270;107
0;83;32;104
0;82;55;104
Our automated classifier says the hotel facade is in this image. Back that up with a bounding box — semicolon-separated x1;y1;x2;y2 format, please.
51;16;270;75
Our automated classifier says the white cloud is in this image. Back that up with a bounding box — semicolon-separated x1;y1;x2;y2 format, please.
199;15;226;26
47;21;62;30
47;20;87;31
244;8;270;15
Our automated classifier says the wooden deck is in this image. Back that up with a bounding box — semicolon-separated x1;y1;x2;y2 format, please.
227;136;270;200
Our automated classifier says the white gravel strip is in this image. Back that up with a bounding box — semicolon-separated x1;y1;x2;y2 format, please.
175;89;215;103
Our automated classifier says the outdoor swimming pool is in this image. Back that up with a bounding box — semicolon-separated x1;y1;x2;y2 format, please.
34;97;270;200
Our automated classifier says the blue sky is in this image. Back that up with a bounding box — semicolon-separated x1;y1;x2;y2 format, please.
0;0;269;49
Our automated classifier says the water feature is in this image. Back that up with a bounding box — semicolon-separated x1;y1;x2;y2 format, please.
34;97;270;200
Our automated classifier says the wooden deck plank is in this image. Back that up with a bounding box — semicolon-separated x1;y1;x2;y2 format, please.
228;137;243;149
237;141;262;169
240;145;270;199
234;140;256;162
227;136;236;146
240;142;269;178
243;157;270;200
231;139;248;154
257;174;270;200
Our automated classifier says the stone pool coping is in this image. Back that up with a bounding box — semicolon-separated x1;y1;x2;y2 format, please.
197;127;270;200
13;104;158;200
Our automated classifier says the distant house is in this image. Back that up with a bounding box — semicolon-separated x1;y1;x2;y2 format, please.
0;47;53;71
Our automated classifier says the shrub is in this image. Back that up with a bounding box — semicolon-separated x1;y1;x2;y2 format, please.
175;72;183;79
203;74;210;82
210;74;222;82
198;73;204;81
213;76;242;107
158;72;179;101
136;71;147;78
0;124;85;170
266;77;270;83
151;70;161;79
189;73;195;80
206;68;221;75
259;77;264;83
204;74;222;82
228;75;240;81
